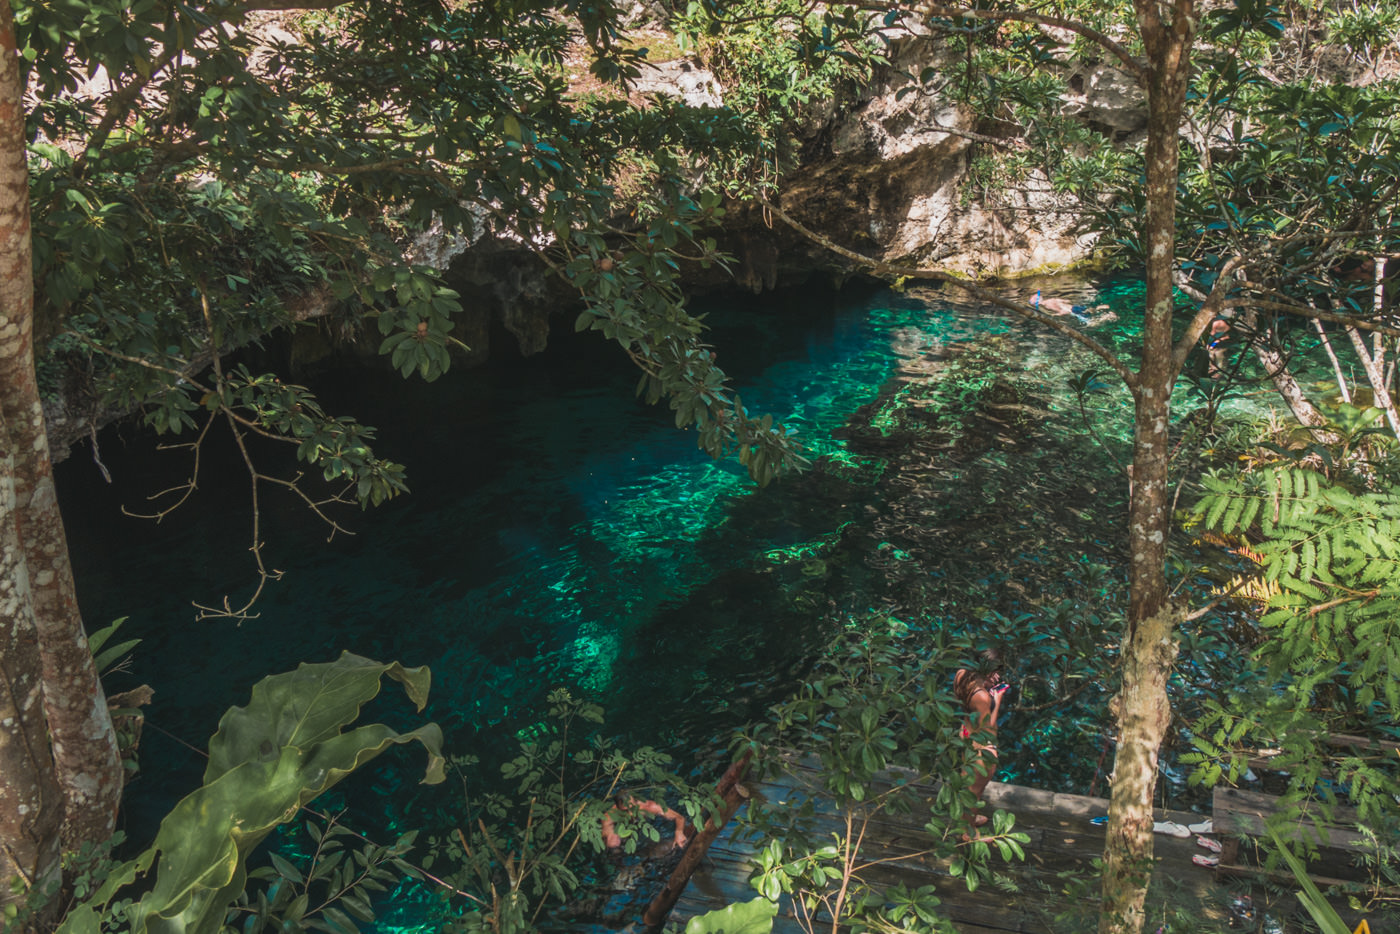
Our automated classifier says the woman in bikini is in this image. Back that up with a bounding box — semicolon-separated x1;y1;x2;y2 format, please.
954;649;1006;842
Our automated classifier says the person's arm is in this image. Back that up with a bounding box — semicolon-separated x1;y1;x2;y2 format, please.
666;807;689;848
601;811;621;849
634;799;690;848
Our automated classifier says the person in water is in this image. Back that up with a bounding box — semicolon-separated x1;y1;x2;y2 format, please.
601;794;690;852
1206;315;1231;378
953;648;1008;842
1033;292;1115;325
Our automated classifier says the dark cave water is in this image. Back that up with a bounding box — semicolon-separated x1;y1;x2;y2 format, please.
58;273;1238;926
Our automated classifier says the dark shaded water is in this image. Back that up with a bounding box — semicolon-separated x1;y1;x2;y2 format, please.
59;275;1174;857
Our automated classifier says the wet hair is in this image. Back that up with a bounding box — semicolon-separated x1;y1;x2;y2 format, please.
972;647;1002;677
954;647;1004;707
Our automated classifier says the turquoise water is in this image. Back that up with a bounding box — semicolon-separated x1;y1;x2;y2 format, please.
59;275;1168;854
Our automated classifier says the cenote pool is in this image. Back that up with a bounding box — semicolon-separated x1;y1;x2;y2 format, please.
57;273;1255;919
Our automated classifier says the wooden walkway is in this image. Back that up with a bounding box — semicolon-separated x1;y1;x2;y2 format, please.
668;762;1390;933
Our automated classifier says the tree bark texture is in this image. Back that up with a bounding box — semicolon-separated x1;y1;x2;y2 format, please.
1240;308;1339;442
0;412;64;913
0;1;123;855
0;4;64;904
1099;607;1180;934
1100;3;1195;932
1312;318;1352;404
1345;326;1400;440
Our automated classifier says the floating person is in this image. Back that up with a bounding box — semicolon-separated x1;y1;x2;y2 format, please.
601;794;690;852
953;648;1010;842
1033;291;1116;326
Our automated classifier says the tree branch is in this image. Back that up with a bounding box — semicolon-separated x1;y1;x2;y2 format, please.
884;2;1147;81
1170;255;1244;372
229;0;351;12
1228;294;1400;337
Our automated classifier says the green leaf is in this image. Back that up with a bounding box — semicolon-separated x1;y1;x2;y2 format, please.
1268;828;1351;934
205;652;434;781
58;653;442;934
684;897;779;934
268;851;304;885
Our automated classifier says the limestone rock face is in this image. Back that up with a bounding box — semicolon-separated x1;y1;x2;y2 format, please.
449;241;562;360
632;59;724;108
737;35;1105;282
1060;64;1148;138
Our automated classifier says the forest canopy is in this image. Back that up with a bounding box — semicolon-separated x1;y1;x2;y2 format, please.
3;1;1400;933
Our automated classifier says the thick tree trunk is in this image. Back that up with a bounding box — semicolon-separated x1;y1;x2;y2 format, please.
0;414;64;914
1099;4;1194;933
1;1;123;855
0;3;65;908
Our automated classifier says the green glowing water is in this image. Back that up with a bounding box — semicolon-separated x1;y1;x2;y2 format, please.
56;273;1273;924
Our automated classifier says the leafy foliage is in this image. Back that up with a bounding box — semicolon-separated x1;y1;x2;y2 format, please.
737;621;1029;931
677;0;875;176
55;653;443;934
18;0;812;615
230;814;421;934
1195;466;1400;704
1269;827;1354;934
424;689;710;934
1186;464;1400;872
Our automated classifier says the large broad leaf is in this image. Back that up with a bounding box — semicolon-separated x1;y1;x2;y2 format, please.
683;897;779;934
204;652;434;782
59;652;444;934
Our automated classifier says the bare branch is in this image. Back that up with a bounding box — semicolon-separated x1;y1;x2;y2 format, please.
66;333;213;394
230;0;349;12
1183;574;1256;622
121;414;215;521
192;413;282;622
912;119;1023;149
74;45;186;176
1228;294;1400;337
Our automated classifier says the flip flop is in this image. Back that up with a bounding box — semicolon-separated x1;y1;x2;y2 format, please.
1192;854;1220;868
1153;821;1191;838
1186;819;1213;834
1090;815;1110;826
1197;836;1222;853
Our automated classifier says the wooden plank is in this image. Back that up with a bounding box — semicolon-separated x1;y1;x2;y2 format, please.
1213;786;1367;848
1213;862;1397;893
672;776;1236;934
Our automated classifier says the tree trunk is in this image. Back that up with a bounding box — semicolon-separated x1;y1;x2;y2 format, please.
0;1;123;855
0;413;65;914
1240;308;1339;442
1099;4;1194;932
1346;326;1400;440
0;3;65;908
1100;606;1179;934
